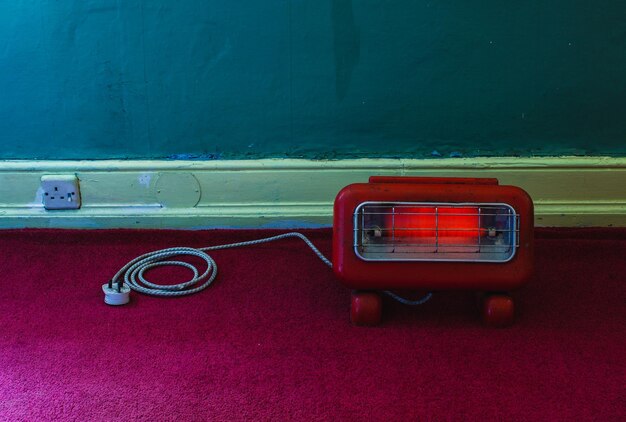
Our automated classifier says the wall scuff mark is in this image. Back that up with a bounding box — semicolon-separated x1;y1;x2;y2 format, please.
332;0;360;100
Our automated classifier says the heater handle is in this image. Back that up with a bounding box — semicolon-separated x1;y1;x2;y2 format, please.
368;176;499;185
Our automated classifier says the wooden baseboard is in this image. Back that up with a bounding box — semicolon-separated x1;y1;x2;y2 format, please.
0;157;624;228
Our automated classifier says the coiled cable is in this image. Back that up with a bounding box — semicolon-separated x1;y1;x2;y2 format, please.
111;232;431;305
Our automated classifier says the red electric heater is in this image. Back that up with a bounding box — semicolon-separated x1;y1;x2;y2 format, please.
333;176;534;327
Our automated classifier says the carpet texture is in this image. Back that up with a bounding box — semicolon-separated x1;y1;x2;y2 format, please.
0;228;624;421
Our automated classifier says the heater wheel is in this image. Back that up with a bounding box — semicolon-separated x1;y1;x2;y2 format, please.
350;291;382;326
481;293;515;328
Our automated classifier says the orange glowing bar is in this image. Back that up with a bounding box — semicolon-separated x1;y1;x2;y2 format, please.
385;206;481;240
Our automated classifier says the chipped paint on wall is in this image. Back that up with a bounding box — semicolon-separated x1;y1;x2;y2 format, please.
138;173;152;188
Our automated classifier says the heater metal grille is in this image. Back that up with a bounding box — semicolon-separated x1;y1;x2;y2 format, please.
354;202;519;263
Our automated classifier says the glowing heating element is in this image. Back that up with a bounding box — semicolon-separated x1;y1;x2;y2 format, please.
354;202;518;262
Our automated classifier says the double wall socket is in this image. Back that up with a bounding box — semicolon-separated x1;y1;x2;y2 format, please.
41;175;81;210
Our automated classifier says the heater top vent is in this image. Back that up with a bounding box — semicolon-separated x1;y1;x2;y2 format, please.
354;202;519;263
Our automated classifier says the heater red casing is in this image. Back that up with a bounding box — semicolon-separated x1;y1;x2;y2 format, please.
332;176;534;291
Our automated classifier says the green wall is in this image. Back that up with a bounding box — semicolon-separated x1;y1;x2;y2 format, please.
1;1;625;160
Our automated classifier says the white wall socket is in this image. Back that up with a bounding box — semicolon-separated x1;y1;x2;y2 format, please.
41;175;81;210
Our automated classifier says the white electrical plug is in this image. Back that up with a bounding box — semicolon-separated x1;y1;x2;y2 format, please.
102;281;130;305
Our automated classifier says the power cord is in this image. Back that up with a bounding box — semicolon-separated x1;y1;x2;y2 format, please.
106;232;431;305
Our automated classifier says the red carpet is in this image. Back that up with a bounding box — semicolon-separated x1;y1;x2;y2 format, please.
0;228;624;421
